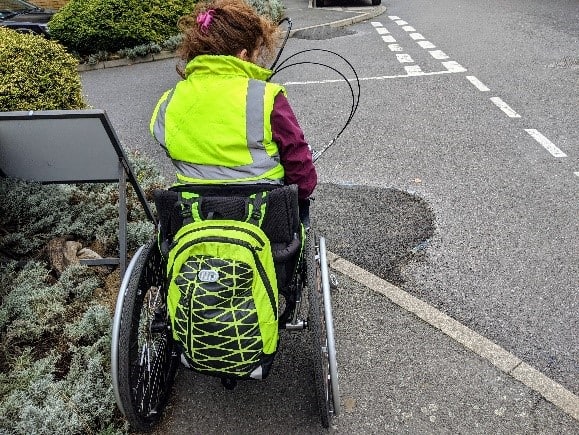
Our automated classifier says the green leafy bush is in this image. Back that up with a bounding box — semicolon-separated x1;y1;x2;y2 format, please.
0;28;85;111
48;0;197;55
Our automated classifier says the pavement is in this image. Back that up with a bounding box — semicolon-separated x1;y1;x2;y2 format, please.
78;0;579;432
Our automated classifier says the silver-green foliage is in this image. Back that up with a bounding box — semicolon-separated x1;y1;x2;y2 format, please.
0;152;162;258
247;0;285;22
0;152;166;434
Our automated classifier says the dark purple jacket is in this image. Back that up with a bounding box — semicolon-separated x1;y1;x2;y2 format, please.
271;93;318;199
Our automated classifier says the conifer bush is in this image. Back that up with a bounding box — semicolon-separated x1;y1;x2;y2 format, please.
0;28;85;111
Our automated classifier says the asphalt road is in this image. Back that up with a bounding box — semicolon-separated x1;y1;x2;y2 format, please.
80;0;579;431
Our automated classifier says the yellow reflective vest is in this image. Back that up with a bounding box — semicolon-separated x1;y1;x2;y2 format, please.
150;55;286;185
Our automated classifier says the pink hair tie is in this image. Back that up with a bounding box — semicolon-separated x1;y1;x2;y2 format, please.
197;9;215;33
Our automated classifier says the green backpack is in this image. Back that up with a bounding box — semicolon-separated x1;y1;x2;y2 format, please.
165;191;279;379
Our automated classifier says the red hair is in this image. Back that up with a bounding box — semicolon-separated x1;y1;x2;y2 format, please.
178;0;280;66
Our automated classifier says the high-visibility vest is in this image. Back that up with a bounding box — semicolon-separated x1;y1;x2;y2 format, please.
151;55;285;185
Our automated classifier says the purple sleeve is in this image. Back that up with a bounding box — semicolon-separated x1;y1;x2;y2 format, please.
271;92;318;199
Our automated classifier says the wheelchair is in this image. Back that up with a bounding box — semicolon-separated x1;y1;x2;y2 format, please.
110;183;340;431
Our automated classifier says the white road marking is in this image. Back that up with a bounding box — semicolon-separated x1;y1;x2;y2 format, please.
395;20;408;25
283;70;457;86
490;97;521;118
405;65;424;76
371;21;383;27
396;53;414;63
382;35;396;43
525;129;567;157
376;27;390;35
388;15;401;20
442;61;467;73
402;26;416;32
466;75;490;91
328;252;579;424
575;172;579;178
430;50;449;60
388;44;403;52
417;40;436;49
410;33;425;40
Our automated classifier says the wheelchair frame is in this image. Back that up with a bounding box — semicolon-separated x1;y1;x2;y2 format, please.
111;203;339;431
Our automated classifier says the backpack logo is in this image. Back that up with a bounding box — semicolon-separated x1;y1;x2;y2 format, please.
198;269;219;282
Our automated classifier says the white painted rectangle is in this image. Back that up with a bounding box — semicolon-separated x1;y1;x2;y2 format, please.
525;129;567;157
402;26;416;32
395;20;408;25
388;44;403;52
429;50;449;60
490;97;521;118
405;65;423;76
396;53;414;63
417;40;436;49
442;61;467;73
376;27;390;34
371;22;383;27
409;33;425;40
466;76;490;92
382;35;396;43
388;15;400;20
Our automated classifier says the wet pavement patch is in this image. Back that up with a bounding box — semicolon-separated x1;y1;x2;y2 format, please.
292;27;355;40
311;183;435;285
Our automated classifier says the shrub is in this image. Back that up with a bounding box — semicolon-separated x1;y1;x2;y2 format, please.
48;0;197;55
0;151;165;434
247;0;285;22
0;28;85;111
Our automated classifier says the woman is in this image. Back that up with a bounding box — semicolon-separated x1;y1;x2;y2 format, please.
150;0;317;205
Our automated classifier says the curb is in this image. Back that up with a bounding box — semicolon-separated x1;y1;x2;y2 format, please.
327;251;579;423
78;5;386;72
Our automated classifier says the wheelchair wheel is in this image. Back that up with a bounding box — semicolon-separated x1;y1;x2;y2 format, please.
111;239;179;432
306;229;340;428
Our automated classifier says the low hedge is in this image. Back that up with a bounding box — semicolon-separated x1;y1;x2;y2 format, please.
48;0;197;55
0;28;85;111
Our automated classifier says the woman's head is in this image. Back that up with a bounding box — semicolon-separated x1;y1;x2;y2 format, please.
178;0;280;66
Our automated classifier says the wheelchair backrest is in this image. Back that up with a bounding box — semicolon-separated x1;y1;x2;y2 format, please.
153;183;301;247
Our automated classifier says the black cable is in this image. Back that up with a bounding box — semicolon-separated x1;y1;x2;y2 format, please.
269;18;293;71
269;48;361;161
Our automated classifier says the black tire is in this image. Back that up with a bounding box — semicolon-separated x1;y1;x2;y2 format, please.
315;0;325;7
371;0;381;5
306;229;331;428
116;240;179;432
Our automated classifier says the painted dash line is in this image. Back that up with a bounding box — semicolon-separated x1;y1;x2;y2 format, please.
442;61;467;73
417;40;436;49
466;76;490;92
525;129;567;158
430;50;449;60
396;53;414;63
490;97;521;118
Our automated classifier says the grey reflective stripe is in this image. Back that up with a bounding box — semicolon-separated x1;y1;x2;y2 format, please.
173;159;283;184
172;79;281;182
246;80;267;157
152;89;175;150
